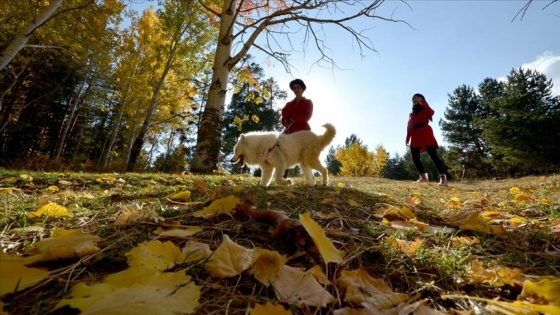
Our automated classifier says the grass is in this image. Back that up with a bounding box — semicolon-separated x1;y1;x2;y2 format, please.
0;169;559;314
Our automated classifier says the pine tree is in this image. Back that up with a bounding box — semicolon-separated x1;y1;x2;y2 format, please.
221;56;285;173
483;68;560;174
440;84;492;178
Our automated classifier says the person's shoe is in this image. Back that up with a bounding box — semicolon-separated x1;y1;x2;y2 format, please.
438;174;448;187
416;173;429;183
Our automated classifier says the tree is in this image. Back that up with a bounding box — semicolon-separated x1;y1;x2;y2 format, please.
440;85;493;178
482;68;560;174
221;56;285;173
334;135;388;177
325;146;341;175
191;0;406;174
125;1;214;171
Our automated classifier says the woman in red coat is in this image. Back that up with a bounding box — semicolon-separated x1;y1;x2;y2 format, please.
406;93;448;186
281;79;313;134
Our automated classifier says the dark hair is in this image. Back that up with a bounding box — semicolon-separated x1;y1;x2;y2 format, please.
413;93;425;101
289;79;306;91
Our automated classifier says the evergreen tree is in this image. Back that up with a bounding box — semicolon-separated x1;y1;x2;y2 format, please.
482;68;560;175
221;56;285;173
325;146;341;175
440;84;493;178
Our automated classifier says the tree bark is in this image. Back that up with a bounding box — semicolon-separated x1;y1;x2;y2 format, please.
0;0;63;70
190;0;236;174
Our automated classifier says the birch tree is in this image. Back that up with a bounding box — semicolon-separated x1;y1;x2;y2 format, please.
191;0;407;174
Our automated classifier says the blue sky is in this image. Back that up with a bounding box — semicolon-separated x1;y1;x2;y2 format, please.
254;1;560;158
131;1;559;159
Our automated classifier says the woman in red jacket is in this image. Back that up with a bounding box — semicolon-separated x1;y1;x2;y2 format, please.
281;79;313;134
406;93;448;186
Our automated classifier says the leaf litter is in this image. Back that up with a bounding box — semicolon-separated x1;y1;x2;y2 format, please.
0;171;559;314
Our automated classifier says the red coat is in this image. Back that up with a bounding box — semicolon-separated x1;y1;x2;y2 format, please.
406;99;438;152
281;97;313;134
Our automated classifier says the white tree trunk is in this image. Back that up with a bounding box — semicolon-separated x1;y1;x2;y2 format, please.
191;0;236;173
0;0;63;70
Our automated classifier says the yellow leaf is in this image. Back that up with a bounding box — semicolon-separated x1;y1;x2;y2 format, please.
442;294;560;315
181;241;212;264
27;203;73;219
167;190;191;201
520;277;560;305
337;268;408;308
274;265;335;307
509;186;521;195
55;268;201;314
321;198;334;205
348;199;361;207
514;192;532;203
20;174;33;182
114;208;164;225
204;235;254;278
1;177;17;184
250;302;292;315
469;259;524;287
0;254;50;296
44;185;60;193
252;249;287;286
385;236;423;255
0;188;14;195
125;240;184;271
509;216;528;227
26;229;101;262
193;195;240;219
299;212;345;264
154;227;203;239
397;206;416;219
444;197;461;209
540;198;550;205
451;210;507;235
232;184;245;193
193;179;207;191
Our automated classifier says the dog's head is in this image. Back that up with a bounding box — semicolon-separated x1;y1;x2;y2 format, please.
230;134;246;167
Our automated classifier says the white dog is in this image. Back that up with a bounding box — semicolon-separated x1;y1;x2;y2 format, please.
230;123;336;186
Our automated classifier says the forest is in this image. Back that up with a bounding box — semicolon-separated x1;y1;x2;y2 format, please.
1;0;559;179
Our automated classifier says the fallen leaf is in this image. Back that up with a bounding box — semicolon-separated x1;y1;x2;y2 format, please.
55;268;201;314
299;212;345;264
204;235;254;278
0;254;50;296
167;191;191;201
337;268;408;309
181;241;212;264
385;236;423;255
27;203;73;219
193;195;240;219
519;277;560;305
114;208;164;225
25;229;101;263
274;265;335;307
469;259;524;287
154;227;203;239
250;301;292;315
252;249;287;286
125;240;184;271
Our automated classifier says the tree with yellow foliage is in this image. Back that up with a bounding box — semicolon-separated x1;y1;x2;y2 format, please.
335;143;388;177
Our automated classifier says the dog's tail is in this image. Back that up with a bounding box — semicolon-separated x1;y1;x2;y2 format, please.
319;123;336;148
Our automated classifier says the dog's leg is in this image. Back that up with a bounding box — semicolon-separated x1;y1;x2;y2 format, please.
300;164;316;185
269;150;292;186
260;165;274;186
310;159;329;185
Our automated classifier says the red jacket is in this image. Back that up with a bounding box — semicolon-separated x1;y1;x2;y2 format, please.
406;99;438;152
281;97;313;134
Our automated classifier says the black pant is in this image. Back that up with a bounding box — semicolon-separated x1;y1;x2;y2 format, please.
411;146;446;175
